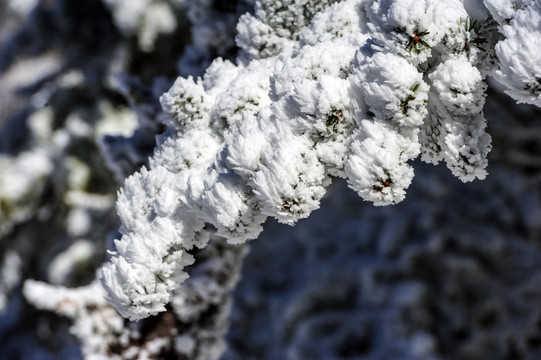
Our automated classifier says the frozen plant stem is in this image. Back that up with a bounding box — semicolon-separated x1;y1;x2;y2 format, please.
100;0;541;320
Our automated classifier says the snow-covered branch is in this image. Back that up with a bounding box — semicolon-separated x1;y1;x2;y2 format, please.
100;0;541;321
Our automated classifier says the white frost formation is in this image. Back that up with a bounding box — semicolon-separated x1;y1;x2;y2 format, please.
25;237;246;360
487;0;541;106
100;0;541;320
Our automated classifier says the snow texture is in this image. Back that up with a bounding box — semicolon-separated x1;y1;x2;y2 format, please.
100;0;541;321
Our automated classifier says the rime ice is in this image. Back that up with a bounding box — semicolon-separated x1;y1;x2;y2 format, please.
100;0;541;321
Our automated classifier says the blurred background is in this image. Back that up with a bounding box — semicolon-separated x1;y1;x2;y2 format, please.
1;1;541;359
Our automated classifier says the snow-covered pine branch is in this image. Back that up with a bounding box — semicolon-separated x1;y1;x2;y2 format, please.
100;0;541;321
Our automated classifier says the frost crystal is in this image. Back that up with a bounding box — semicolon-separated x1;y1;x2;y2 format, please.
486;0;541;106
100;0;541;321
